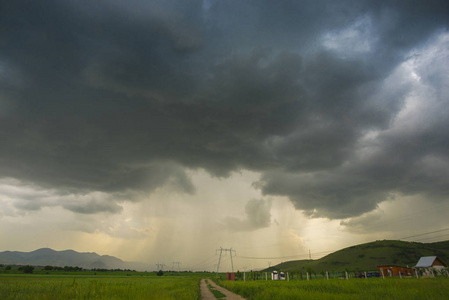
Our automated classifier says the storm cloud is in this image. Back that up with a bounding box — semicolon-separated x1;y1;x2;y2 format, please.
1;0;449;218
222;199;272;232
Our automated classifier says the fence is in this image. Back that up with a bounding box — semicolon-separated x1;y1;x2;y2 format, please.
217;268;449;281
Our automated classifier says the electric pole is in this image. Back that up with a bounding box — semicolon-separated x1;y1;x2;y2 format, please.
216;247;236;277
172;261;181;272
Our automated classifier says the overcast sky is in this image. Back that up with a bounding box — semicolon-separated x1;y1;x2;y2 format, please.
1;0;449;271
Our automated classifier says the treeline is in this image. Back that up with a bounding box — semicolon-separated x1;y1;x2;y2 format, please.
43;266;83;271
0;264;136;274
91;268;136;272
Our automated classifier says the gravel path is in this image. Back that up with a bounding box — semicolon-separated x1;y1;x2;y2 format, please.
200;279;246;300
200;279;216;300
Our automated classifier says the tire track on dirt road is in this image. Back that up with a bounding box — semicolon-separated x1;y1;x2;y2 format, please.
200;278;246;300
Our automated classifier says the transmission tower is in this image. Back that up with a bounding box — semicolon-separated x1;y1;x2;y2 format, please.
172;261;181;272
156;263;165;271
216;247;236;276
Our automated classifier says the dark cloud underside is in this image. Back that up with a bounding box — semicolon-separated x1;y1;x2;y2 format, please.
1;0;448;217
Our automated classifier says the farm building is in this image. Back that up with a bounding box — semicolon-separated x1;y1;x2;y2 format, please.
415;256;447;275
377;265;413;277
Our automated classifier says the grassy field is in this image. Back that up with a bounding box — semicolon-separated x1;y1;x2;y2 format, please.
219;277;449;299
0;274;202;300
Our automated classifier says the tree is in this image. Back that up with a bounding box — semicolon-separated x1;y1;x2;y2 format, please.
20;265;34;274
156;270;164;276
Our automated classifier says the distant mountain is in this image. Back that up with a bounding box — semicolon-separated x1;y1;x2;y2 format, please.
267;240;449;273
0;248;152;271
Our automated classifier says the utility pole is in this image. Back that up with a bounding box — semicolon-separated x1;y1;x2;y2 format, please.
216;248;223;277
216;247;237;277
230;247;235;272
309;250;312;260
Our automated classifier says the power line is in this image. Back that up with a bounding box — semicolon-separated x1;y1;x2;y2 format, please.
412;233;449;242
398;228;449;240
237;249;335;260
184;254;218;271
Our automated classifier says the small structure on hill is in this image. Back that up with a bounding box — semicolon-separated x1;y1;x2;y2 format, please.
415;256;447;276
377;265;413;277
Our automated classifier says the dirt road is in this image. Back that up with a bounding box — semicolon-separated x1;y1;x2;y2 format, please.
200;279;246;300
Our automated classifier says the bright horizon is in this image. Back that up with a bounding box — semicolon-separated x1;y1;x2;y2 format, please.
1;0;449;273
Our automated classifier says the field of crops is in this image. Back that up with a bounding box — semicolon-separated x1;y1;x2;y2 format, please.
219;277;449;299
0;275;201;300
3;272;449;299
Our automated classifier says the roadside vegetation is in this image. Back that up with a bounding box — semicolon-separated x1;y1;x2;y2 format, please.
219;277;449;299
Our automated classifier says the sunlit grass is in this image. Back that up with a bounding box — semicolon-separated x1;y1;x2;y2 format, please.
220;278;449;300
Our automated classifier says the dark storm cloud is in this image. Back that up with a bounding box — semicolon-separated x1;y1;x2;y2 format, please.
1;0;448;217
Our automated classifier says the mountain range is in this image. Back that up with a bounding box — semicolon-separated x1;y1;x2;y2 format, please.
0;248;152;271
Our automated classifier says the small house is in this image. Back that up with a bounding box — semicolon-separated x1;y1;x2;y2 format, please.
415;256;447;276
415;256;447;270
377;265;413;277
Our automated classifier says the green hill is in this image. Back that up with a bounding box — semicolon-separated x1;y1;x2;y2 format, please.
267;240;449;273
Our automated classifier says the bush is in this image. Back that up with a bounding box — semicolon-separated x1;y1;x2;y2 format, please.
19;265;34;274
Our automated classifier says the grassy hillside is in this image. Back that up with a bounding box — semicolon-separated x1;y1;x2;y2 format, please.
268;240;449;273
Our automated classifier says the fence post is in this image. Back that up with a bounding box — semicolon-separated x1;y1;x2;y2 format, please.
326;271;329;280
266;272;267;281
345;271;348;280
399;271;402;279
287;272;289;281
415;269;419;279
307;272;309;281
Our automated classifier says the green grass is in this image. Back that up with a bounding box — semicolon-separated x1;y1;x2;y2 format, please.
220;278;449;300
210;288;226;298
0;275;202;299
206;280;226;298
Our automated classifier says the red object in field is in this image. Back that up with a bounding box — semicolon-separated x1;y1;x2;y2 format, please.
226;272;235;281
